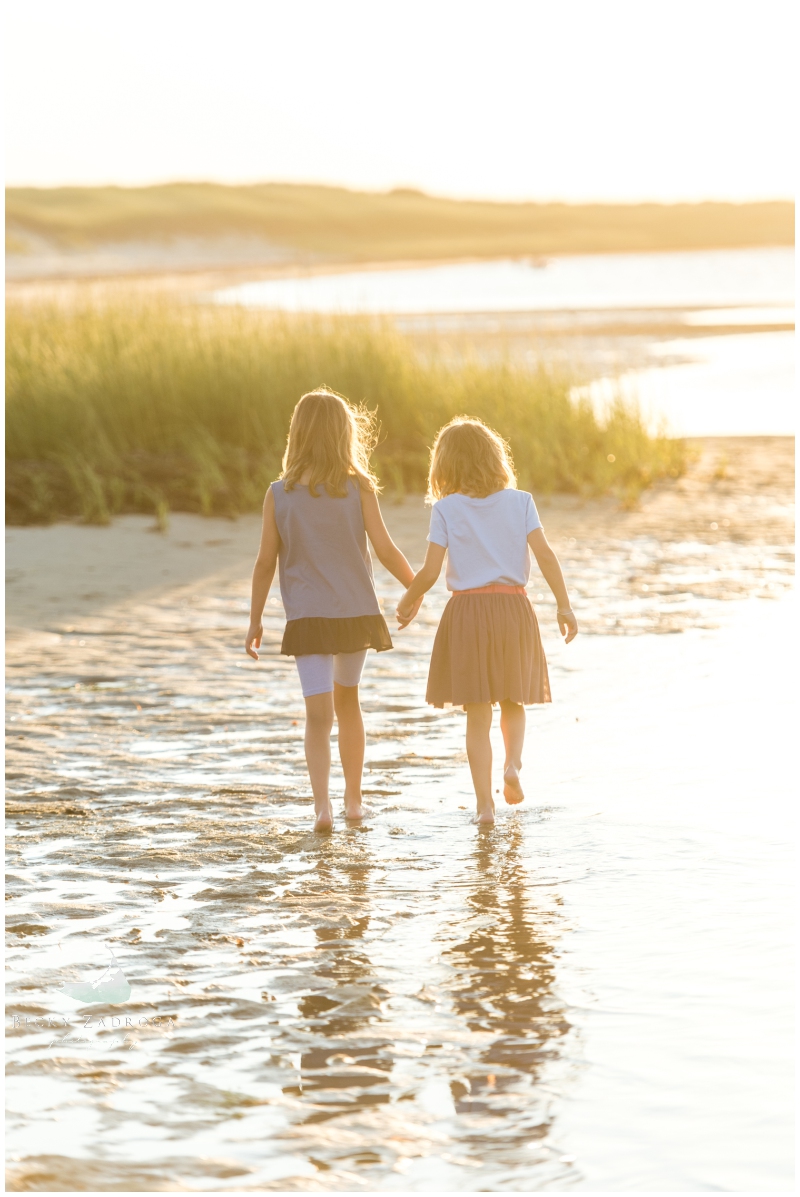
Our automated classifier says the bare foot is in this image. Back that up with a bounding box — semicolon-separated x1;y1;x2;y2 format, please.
344;800;372;821
314;805;334;834
503;765;525;805
472;805;496;826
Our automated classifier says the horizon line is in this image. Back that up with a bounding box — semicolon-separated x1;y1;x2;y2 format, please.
4;180;795;207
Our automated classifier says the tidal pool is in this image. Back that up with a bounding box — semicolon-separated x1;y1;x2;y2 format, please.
5;532;794;1191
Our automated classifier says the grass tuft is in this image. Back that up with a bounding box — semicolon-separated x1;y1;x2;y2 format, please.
6;298;686;524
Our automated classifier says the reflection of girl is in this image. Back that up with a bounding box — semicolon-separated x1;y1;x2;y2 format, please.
397;418;578;825
246;389;418;833
449;822;569;1085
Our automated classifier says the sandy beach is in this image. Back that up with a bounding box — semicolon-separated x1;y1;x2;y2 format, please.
6;4;796;1185
5;5;795;1187
5;436;794;1190
6;436;794;636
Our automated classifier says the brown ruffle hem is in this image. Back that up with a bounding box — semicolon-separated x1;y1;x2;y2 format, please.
426;592;551;708
282;614;392;657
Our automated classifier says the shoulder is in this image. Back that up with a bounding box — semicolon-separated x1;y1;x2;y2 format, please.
356;478;378;505
516;489;538;507
501;488;534;510
358;484;380;523
261;483;279;526
427;497;450;544
268;480;286;507
347;475;374;503
430;494;460;523
514;489;543;530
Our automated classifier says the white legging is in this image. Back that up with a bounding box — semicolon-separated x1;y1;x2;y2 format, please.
295;650;368;698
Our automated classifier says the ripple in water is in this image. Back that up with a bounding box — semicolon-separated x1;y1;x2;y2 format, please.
5;536;794;1190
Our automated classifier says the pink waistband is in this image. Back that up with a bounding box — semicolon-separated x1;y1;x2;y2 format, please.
451;584;526;596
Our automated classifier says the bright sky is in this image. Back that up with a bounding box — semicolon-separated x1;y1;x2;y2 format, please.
4;0;795;201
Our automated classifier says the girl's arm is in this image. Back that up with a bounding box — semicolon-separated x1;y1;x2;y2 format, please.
396;542;447;628
360;489;417;587
360;489;426;628
528;528;578;643
246;487;281;659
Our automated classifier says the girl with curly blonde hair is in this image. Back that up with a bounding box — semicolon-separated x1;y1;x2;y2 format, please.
397;417;578;825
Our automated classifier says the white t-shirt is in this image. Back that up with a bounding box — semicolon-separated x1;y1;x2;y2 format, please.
427;489;543;592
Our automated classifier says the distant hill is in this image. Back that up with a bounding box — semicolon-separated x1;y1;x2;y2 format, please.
6;183;794;273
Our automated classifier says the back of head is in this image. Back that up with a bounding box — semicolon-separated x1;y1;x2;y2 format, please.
281;388;379;497
428;417;517;501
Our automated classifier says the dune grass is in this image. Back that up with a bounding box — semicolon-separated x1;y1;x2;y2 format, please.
7;183;794;261
6;298;685;525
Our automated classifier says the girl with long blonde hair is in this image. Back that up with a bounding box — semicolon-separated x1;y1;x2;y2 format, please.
396;417;578;825
246;388;419;832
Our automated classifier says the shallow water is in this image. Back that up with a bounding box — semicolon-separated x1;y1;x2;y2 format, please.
214;247;794;316
5;541;794;1191
213;247;795;440
582;330;795;437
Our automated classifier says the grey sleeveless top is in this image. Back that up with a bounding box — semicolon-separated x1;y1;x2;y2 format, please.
272;478;380;619
271;478;391;656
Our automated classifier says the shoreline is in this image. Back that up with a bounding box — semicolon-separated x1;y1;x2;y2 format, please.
7;271;792;344
6;436;794;636
8;185;793;287
6;243;796;299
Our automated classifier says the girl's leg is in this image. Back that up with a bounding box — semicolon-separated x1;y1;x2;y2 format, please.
464;703;495;824
332;651;368;819
296;655;336;832
499;700;526;805
304;694;335;831
333;684;365;818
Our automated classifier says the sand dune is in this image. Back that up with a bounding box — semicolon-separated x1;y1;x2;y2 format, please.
7;184;793;281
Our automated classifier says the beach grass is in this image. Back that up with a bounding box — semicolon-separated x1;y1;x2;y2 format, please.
7;183;794;260
6;298;686;525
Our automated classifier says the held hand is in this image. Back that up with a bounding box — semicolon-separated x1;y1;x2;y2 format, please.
396;594;423;629
245;622;263;659
558;609;578;644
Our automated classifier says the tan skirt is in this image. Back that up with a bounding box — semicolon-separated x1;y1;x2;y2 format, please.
426;592;551;708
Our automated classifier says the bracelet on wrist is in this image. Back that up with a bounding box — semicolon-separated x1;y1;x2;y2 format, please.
557;607;574;616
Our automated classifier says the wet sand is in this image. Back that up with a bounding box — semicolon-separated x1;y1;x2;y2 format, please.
6;437;794;637
5;438;795;1191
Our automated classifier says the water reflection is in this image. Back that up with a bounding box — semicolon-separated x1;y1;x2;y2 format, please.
6;535;792;1190
278;838;394;1133
444;823;570;1149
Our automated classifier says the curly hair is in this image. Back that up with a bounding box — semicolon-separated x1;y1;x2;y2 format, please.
428;416;516;501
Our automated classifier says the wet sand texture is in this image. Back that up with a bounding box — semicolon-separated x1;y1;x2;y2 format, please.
5;438;795;1191
6;437;793;635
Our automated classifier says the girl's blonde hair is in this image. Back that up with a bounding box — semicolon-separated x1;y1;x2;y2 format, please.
281;387;380;497
428;416;517;501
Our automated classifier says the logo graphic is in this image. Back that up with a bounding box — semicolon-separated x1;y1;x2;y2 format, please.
58;949;132;1005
